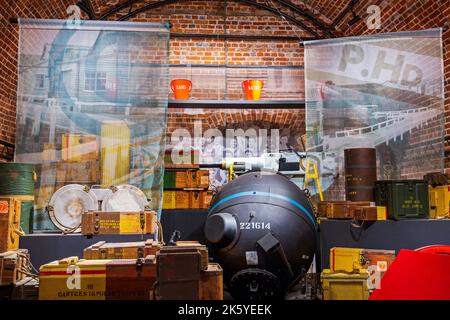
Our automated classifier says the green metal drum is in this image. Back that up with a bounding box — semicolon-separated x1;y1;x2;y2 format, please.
0;163;35;233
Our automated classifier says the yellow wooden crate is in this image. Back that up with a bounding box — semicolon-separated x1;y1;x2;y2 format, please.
330;247;364;273
39;257;110;300
0;197;22;253
321;269;370;300
162;190;176;209
429;185;450;219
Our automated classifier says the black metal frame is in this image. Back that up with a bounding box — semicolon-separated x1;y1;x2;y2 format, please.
170;32;313;41
331;0;359;28
168;99;305;109
91;0;335;38
76;0;96;20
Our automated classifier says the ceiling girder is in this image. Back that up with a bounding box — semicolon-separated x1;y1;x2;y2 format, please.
97;0;334;38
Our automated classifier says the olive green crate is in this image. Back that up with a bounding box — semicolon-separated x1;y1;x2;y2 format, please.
374;180;429;220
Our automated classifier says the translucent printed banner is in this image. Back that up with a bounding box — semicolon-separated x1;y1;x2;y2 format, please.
15;19;169;230
304;29;445;200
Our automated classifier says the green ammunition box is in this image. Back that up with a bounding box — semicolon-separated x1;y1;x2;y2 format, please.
374;180;429;220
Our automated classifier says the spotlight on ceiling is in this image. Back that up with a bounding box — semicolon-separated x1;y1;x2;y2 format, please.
348;8;361;27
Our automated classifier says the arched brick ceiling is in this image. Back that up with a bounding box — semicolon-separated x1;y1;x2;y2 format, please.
78;0;345;38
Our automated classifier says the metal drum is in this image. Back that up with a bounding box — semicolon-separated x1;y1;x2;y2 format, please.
344;148;377;202
0;163;35;234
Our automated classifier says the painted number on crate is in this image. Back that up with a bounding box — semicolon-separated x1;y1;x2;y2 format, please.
240;222;271;230
0;201;8;214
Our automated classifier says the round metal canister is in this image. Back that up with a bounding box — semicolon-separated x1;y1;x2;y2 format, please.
344;148;377;201
0;163;35;233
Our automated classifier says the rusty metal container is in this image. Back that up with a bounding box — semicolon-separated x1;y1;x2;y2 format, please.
344;148;377;202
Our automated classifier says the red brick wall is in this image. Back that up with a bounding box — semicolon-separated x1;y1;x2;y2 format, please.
0;0;74;147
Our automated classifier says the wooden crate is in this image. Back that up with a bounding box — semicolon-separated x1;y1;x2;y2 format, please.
191;170;210;188
156;250;202;300
11;277;39;300
39;256;156;300
81;210;157;236
0;249;29;286
83;239;162;259
175;171;190;188
330;247;396;287
202;191;214;209
190;191;204;209
162;190;176;209
353;206;387;221
200;263;223;300
317;201;373;219
0;197;22;253
105;256;157;300
175;191;190;209
173;242;209;271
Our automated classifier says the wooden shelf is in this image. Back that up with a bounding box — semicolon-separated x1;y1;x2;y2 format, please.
168;99;305;109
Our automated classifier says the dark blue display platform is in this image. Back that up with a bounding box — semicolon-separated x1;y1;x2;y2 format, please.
318;219;450;271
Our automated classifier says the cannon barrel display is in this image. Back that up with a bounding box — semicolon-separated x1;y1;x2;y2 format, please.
204;171;317;300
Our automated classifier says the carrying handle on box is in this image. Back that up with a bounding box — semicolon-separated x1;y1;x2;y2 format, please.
13;227;25;237
59;256;79;265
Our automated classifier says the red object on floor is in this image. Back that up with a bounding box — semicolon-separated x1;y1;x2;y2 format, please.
416;245;450;255
369;249;450;300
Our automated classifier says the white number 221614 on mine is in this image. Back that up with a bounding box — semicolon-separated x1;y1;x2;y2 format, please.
240;222;271;230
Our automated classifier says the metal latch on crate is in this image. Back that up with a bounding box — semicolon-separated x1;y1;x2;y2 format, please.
140;212;145;232
94;213;100;234
136;258;144;275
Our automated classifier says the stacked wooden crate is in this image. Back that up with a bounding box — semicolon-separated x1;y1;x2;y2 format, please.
83;240;162;259
38;241;223;300
0;197;36;299
11;277;39;300
0;249;30;286
162;170;213;209
156;243;223;300
317;201;387;220
39;256;157;300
